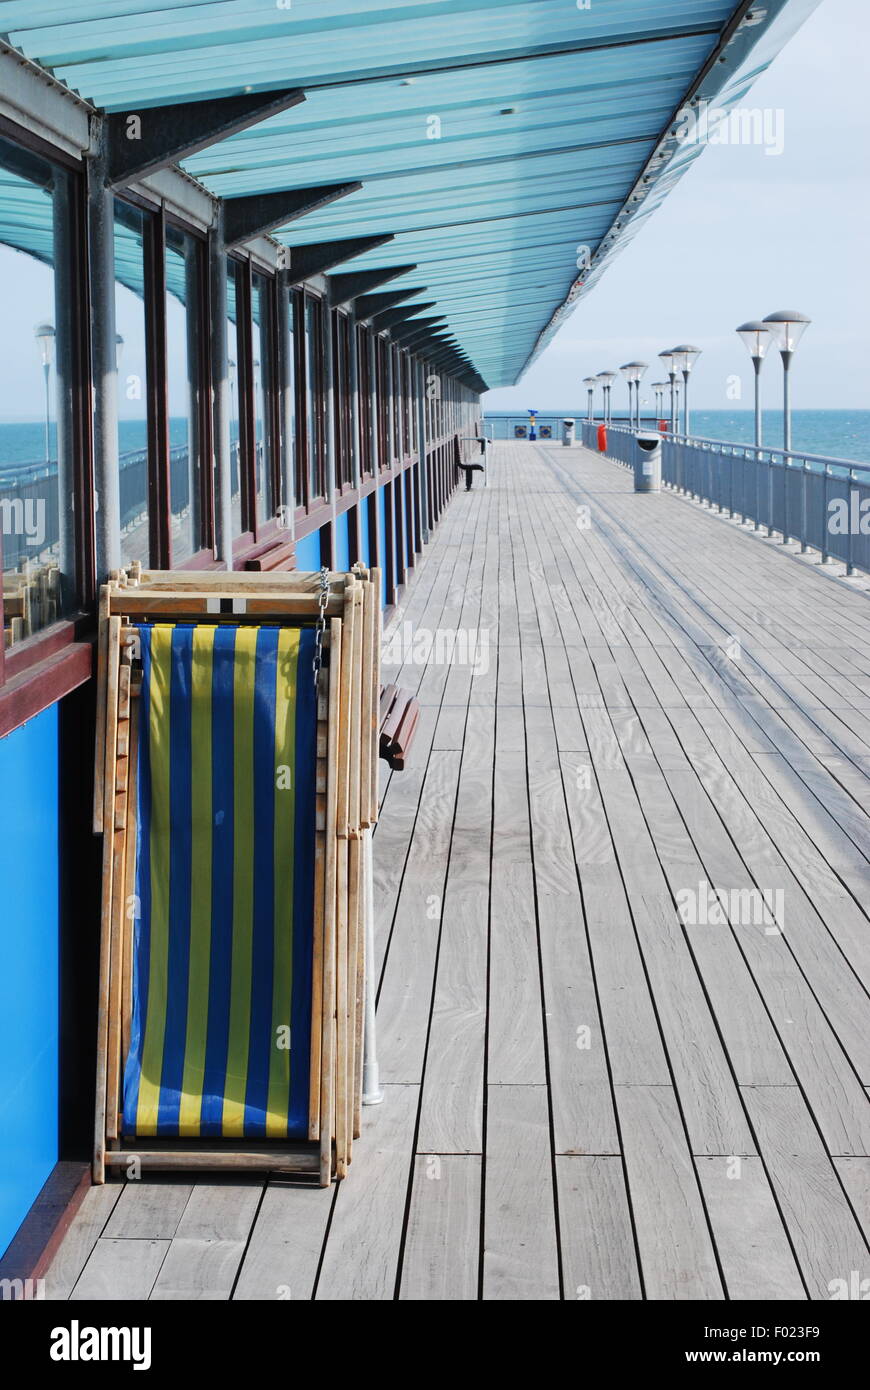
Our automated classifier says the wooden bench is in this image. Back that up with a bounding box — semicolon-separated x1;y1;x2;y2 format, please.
379;684;420;771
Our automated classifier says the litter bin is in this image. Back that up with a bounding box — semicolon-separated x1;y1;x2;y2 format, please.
634;431;662;492
562;418;576;447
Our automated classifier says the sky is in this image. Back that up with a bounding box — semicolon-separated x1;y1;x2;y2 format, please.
485;0;870;413
1;0;867;422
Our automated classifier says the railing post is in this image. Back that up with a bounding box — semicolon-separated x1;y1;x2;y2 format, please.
821;465;831;563
847;470;856;575
801;460;809;553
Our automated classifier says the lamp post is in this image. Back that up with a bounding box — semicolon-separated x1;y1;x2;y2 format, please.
619;363;635;427
659;350;677;433
597;370;616;424
582;376;597;421
34;322;56;463
631;362;648;428
736;321;770;448
762;310;811;454
671;345;701;436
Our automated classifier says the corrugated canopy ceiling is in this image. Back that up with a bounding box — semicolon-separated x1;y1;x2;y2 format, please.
1;0;821;387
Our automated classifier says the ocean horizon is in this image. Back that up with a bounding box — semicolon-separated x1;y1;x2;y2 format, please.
481;408;870;466
2;409;869;469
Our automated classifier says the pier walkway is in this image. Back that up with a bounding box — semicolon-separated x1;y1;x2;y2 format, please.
44;441;870;1300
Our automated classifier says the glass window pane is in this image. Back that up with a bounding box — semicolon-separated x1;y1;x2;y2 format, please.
226;259;243;538
283;290;297;516
0;139;76;644
114;200;149;568
305;296;323;501
166;223;205;564
252;272;275;523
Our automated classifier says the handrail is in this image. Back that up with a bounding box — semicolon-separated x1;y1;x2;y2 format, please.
581;419;870;579
589;420;870;477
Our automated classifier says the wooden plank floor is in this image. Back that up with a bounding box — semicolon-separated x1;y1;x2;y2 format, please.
46;441;870;1300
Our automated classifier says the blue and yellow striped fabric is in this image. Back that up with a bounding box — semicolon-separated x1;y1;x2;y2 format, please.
123;623;317;1140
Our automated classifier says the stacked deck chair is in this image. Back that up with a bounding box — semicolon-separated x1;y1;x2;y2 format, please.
92;564;381;1186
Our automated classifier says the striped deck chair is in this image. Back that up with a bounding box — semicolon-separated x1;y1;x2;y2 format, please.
122;623;317;1142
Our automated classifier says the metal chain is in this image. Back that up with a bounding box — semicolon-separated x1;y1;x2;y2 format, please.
312;565;330;687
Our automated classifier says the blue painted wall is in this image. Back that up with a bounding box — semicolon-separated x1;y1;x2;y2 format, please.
334;510;350;573
359;497;370;568
0;706;59;1257
295;529;321;572
377;485;388;608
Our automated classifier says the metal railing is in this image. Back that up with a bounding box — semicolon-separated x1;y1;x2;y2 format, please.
580;421;870;577
1;445;192;571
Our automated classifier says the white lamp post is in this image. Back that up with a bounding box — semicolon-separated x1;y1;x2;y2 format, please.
619;363;635;426
659;350;677;433
34;322;56;463
671;345;702;436
762;310;811;453
631;362;648;428
736;321;770;448
597;370;616;423
583;376;597;421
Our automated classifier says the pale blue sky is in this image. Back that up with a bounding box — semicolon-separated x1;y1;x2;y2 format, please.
0;0;866;421
486;0;870;412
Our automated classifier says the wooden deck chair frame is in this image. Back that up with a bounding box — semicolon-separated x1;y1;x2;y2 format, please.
92;568;378;1187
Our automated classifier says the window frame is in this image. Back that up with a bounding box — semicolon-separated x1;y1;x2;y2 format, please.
0;122;95;712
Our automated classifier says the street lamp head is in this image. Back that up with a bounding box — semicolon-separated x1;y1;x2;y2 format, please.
629;361;649;382
658;350;675;374
672;345;702;373
582;376;598;388
619;363;635;381
736;321;770;361
596;370;616;384
34;321;56;367
762;310;811;355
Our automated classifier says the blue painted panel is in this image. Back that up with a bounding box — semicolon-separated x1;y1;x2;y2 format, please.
359;497;370;568
294;528;321;572
377;483;388;608
0;706;59;1257
334;509;350;573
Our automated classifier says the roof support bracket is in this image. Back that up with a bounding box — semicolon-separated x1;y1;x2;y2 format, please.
223;183;361;247
106;88;306;187
327;264;417;306
284;235;395;284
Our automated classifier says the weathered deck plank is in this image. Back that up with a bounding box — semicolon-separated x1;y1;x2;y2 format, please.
43;441;870;1299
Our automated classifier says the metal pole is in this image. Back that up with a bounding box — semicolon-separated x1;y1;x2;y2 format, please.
43;363;51;462
52;169;76;610
782;352;792;454
348;304;361;493
753;357;763;449
416;359;430;543
88;130;122;579
683;370;690;436
669;371;677;433
362;828;383;1105
209;211;234;569
276;270;296;539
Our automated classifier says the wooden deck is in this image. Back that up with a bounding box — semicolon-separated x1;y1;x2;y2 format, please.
46;440;870;1300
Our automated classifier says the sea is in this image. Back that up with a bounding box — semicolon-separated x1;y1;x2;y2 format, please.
2;411;869;470
0;419;189;474
482;409;870;466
